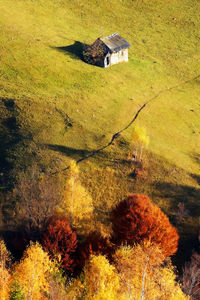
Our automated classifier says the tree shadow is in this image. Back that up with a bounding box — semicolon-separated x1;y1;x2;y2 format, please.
191;152;200;166
153;180;200;272
0;99;22;188
190;152;200;185
53;41;85;60
0;98;32;188
154;181;200;217
191;173;200;186
172;233;200;276
46;144;93;160
0;229;31;260
45;143;129;166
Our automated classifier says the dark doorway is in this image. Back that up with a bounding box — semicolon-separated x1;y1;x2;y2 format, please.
106;56;110;66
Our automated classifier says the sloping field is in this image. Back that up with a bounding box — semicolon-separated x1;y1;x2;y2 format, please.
0;0;200;265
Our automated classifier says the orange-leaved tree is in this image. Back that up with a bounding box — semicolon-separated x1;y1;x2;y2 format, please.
111;194;179;257
41;216;77;275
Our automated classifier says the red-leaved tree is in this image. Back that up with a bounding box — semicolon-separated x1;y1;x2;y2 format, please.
75;231;112;275
111;194;179;257
41;216;77;274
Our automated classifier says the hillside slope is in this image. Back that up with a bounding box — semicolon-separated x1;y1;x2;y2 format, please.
0;0;200;264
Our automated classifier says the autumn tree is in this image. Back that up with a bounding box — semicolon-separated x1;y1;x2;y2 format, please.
13;242;53;300
41;216;77;275
58;160;94;235
13;164;62;237
0;240;11;300
75;231;112;275
46;259;68;300
113;243;188;300
70;255;121;300
129;126;149;162
113;242;165;299
111;194;179;257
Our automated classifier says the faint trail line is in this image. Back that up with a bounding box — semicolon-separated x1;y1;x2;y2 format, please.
51;73;200;174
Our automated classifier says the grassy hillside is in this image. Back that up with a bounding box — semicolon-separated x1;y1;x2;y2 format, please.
0;0;200;266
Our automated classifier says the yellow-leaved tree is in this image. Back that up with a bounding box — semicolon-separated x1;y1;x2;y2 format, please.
0;240;11;300
13;242;53;300
130;126;149;162
113;242;189;300
69;254;122;300
58;160;94;235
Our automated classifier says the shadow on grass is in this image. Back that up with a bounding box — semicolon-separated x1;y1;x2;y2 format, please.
172;233;200;276
190;152;200;185
45;144;131;167
153;180;200;273
154;181;200;217
191;152;200;166
52;41;85;60
0;99;22;188
46;144;93;160
191;173;200;186
0;98;32;188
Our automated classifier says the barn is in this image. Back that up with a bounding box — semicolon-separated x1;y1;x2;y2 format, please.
83;33;131;67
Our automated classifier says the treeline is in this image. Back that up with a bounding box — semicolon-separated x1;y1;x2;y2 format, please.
0;161;199;299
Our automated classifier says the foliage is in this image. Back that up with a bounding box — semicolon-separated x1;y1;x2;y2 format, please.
0;265;10;300
71;247;189;300
113;243;188;300
0;239;11;268
47;259;68;300
75;231;112;275
0;240;11;300
111;194;179;257
129;125;149;162
0;0;200;274
13;242;53;300
76;255;121;300
59;160;94;235
41;216;77;275
9;280;25;300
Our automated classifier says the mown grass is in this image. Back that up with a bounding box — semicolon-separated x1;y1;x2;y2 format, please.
0;0;200;266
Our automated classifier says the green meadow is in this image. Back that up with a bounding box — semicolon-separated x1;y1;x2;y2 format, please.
0;0;200;266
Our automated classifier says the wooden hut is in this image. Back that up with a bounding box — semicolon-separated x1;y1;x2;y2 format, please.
83;33;131;67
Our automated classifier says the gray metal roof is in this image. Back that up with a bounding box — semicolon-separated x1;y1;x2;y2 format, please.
100;33;131;53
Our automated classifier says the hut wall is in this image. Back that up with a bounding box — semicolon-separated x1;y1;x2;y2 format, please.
110;49;128;65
